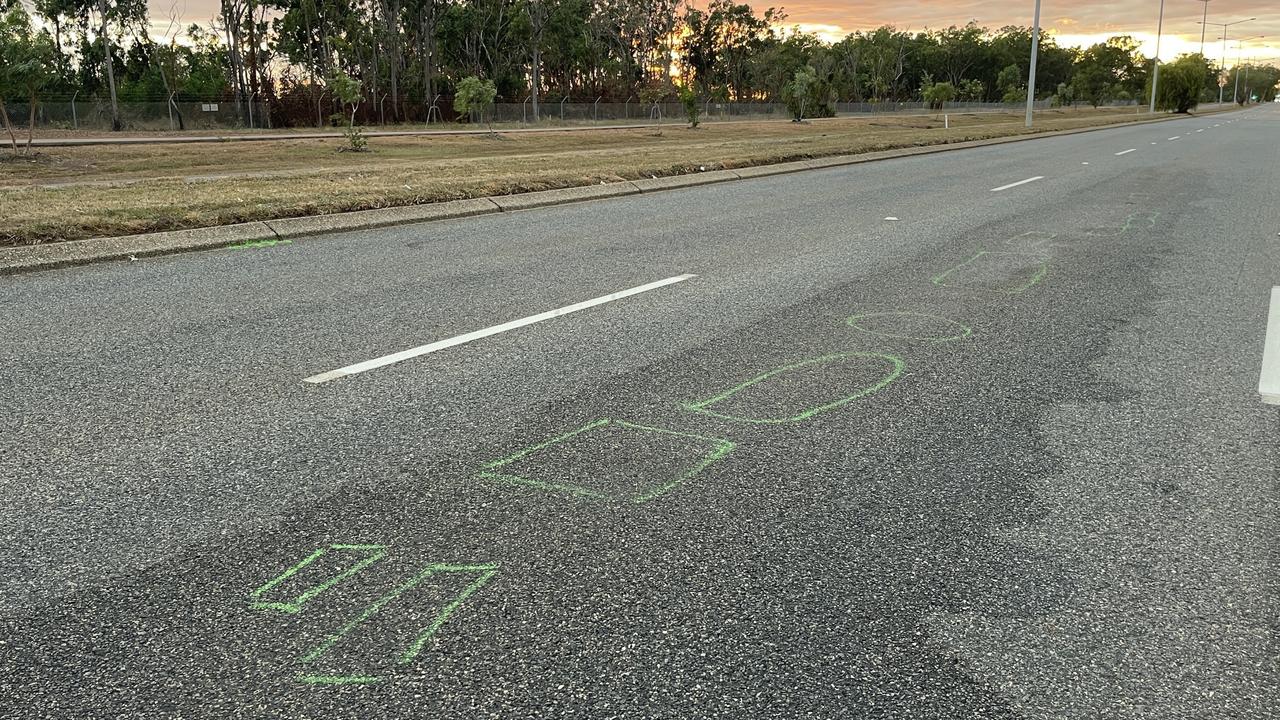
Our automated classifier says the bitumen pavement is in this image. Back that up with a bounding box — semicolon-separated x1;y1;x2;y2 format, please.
1;106;1277;719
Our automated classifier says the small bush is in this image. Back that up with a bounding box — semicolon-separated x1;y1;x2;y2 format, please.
679;86;699;128
341;125;368;152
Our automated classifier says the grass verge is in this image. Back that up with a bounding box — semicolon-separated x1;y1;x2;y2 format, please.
0;107;1209;246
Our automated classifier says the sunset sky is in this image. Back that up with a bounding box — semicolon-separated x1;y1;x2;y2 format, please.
152;0;1280;67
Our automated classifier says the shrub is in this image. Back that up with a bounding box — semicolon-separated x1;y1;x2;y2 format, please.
454;75;498;131
1155;54;1208;113
679;85;700;128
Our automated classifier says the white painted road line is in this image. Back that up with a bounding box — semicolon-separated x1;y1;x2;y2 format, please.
1197;128;1205;132
1168;136;1180;140
990;176;1045;192
302;274;698;384
1260;288;1280;405
1115;149;1137;156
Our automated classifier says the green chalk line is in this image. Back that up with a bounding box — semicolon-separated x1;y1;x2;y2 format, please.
250;544;386;614
682;351;905;424
931;251;1049;294
299;563;499;665
845;311;974;343
1086;210;1161;237
229;238;293;250
400;568;500;663
481;419;609;472
476;419;735;502
298;674;383;685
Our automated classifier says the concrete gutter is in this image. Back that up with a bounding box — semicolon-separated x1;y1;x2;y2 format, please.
0;109;1240;276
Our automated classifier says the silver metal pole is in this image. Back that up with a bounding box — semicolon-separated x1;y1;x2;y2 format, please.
1150;0;1165;113
1025;0;1041;128
1199;0;1209;53
1220;32;1228;104
1232;44;1242;103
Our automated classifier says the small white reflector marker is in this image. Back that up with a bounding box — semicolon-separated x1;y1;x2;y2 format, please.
884;217;899;221
1261;288;1280;405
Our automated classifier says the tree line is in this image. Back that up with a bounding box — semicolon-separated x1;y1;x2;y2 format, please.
1;0;1277;134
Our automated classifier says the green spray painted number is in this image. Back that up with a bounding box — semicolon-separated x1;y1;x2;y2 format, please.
931;251;1048;294
250;548;499;687
845;311;974;343
682;351;905;424
298;563;499;667
477;419;735;503
250;544;386;614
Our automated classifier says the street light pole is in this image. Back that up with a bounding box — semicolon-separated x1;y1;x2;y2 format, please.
1232;36;1266;104
1149;0;1165;113
1199;18;1256;104
1025;0;1041;128
1197;0;1210;54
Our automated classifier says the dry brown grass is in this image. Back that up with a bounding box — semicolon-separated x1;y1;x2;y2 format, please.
0;107;1191;245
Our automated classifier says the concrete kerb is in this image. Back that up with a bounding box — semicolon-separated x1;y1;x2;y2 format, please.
0;221;276;275
265;197;502;239
0;108;1239;276
487;182;641;212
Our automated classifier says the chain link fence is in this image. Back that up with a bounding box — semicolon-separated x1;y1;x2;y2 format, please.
9;99;273;131
10;96;1124;132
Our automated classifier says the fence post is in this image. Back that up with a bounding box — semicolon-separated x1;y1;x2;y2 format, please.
560;95;568;121
623;94;634;120
594;96;601;121
71;90;79;129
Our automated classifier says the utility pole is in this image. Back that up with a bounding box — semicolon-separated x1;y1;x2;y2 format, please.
1025;0;1041;128
1197;0;1210;54
1149;0;1165;113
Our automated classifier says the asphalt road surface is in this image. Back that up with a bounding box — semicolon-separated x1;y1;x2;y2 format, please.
2;106;1278;719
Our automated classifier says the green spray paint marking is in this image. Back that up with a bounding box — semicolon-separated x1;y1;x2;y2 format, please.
229;238;293;250
297;674;384;685
399;566;500;662
845;311;974;343
931;251;1049;294
682;352;905;425
250;544;386;614
299;563;498;665
1086;211;1160;237
477;419;735;503
1004;230;1058;249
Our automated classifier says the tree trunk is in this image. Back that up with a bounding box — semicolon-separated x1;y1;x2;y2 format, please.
97;0;122;131
0;100;18;154
531;45;541;121
27;96;37;153
247;0;260;124
384;0;401;121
